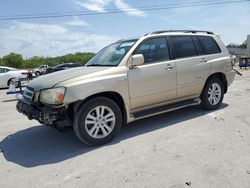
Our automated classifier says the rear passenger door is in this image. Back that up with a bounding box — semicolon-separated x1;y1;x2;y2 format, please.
169;35;210;99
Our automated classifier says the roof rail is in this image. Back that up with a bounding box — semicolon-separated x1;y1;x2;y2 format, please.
145;30;214;36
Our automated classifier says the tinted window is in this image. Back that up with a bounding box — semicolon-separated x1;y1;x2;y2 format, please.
54;64;65;69
193;37;204;55
198;36;221;54
64;64;72;67
0;68;9;73
0;68;5;73
70;64;81;67
135;37;170;64
170;36;197;59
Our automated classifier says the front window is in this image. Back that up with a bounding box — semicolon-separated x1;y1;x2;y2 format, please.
86;39;137;67
134;37;170;64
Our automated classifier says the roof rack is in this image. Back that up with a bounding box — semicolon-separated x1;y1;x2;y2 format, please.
145;30;214;36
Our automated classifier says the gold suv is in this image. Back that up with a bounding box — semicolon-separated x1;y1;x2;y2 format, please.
16;30;236;145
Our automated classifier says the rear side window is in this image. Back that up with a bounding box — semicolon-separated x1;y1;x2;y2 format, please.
134;37;170;64
70;64;80;67
198;36;221;54
193;37;204;55
170;36;197;59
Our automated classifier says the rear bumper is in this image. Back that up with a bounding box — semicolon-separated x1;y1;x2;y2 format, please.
226;70;236;87
16;95;68;124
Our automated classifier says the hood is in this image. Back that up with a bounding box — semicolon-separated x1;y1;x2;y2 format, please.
28;67;109;91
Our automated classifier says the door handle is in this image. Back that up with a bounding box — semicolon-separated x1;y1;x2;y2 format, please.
201;58;208;63
165;64;175;70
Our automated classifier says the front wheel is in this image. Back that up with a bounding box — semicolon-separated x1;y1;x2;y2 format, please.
73;97;122;146
200;78;224;110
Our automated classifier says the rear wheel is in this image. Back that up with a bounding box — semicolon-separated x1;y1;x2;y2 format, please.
73;97;122;146
7;78;20;87
35;71;40;76
200;78;224;110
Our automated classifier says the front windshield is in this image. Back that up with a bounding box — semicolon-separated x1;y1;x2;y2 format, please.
86;39;137;67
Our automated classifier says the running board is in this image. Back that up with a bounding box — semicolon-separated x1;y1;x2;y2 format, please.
132;98;201;120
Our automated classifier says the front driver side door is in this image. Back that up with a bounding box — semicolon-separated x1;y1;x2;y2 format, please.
128;37;177;111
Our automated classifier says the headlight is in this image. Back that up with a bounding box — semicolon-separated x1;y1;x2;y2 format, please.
39;87;66;105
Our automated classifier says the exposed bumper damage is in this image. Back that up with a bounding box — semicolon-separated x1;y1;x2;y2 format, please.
16;95;71;129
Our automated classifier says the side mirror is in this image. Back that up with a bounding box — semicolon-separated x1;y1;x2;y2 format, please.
129;54;144;68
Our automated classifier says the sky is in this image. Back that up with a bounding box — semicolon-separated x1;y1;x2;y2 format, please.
0;0;249;57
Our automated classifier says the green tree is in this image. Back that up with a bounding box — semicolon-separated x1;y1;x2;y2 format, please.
24;56;46;69
0;57;3;66
2;53;24;68
239;41;247;49
227;40;247;49
0;51;96;69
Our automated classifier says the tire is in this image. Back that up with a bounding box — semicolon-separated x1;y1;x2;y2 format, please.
73;97;122;146
7;78;20;87
35;71;40;76
200;77;224;110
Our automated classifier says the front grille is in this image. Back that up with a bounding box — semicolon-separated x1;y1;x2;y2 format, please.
23;87;34;102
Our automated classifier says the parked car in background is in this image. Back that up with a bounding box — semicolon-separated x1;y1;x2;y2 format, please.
0;66;30;88
46;63;82;74
239;56;250;69
32;65;49;76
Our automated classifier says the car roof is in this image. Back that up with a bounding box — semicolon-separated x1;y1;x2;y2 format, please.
55;63;78;65
144;30;215;36
53;63;81;68
0;66;17;70
116;30;217;44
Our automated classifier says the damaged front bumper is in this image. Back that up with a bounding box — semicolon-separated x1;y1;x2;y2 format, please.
16;94;70;126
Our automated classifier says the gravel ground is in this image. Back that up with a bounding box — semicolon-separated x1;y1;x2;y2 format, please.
0;70;250;188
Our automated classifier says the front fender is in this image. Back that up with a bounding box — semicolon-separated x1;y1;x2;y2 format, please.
61;74;129;105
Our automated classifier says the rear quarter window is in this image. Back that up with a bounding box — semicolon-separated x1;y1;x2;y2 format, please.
198;36;221;54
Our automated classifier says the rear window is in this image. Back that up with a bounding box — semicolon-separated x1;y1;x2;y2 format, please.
70;64;81;67
170;36;197;59
198;36;221;54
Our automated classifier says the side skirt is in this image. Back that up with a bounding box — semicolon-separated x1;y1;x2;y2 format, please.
132;98;201;120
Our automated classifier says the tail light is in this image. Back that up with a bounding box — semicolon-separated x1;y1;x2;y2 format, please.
230;55;236;70
21;71;33;77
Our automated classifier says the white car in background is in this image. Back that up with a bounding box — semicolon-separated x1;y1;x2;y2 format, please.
0;66;29;88
32;64;49;76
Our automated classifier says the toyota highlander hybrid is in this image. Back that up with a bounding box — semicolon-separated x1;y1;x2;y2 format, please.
16;30;236;146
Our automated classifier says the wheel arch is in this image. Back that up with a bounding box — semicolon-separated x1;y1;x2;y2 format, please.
205;72;227;94
69;91;127;125
7;77;16;86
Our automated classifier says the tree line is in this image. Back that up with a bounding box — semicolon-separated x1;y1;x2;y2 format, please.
0;52;95;69
226;41;247;49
